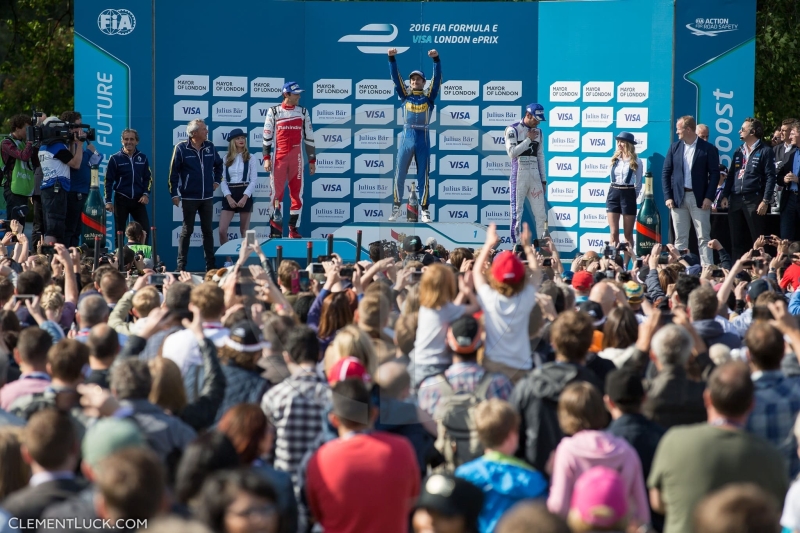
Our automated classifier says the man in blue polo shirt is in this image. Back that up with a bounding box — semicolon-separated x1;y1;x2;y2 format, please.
38;117;84;245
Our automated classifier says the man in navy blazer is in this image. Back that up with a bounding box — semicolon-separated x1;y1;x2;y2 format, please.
777;121;800;240
662;115;720;266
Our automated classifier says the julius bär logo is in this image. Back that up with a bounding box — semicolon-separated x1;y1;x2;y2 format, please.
98;9;136;35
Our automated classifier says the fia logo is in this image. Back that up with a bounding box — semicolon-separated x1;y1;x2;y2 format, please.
98;9;136;35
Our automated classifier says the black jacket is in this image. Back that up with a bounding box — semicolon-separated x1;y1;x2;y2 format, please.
607;414;666;532
722;139;777;203
2;477;87;521
510;362;602;472
642;365;706;430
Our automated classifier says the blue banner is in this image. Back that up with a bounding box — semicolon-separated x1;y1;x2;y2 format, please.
74;0;756;270
537;0;674;250
75;1;153;248
674;0;757;171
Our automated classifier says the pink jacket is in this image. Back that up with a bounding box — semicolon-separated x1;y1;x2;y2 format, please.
546;430;650;525
0;375;50;410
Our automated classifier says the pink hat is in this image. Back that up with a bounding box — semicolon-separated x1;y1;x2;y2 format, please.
569;466;628;528
328;357;370;386
491;251;526;284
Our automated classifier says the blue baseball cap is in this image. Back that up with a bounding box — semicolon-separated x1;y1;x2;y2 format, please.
615;131;638;145
409;70;426;81
526;103;546;121
282;81;304;94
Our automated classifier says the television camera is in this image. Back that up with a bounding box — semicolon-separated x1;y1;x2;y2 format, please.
26;107;95;145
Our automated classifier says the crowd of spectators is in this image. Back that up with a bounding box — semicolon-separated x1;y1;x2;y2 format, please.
0;210;797;533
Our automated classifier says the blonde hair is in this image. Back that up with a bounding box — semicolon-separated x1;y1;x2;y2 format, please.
225;138;250;167
475;399;520;449
610;139;638;172
323;325;376;376
148;357;187;415
402;284;421;315
41;285;65;311
132;286;160;318
419;264;457;309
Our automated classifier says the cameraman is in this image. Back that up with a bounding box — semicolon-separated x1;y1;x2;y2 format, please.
38;116;84;244
61;111;103;247
1;113;39;227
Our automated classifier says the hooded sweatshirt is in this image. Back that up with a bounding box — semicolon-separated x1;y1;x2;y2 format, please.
456;451;548;533
547;430;650;525
510;362;603;472
692;319;742;350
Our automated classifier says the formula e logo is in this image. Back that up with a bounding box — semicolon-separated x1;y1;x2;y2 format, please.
686;17;738;37
339;24;409;54
98;9;135;35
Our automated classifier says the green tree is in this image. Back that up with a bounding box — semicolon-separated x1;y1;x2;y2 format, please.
0;0;74;130
755;0;800;128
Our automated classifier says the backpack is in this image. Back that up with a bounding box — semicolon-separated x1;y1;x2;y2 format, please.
433;371;494;471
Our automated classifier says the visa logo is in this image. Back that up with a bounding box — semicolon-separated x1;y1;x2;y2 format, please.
588;239;604;247
257;208;270;216
624;113;641;121
492;186;510;194
588;188;605;197
492;136;504;145
499;236;511;244
557;112;573;120
364;209;383;217
556;163;572;170
259;109;269;116
449;161;470;169
320;233;331;238
365;111;386;118
182;107;201;114
449;112;471;120
323;134;343;142
555;213;571;220
365;160;385;168
448;210;469;218
412;35;432;44
589;139;606;146
322;184;342;192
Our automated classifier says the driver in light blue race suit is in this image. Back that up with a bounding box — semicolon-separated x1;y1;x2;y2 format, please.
388;48;441;223
506;103;547;242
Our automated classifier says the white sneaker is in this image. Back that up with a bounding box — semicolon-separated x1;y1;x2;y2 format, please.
388;205;402;221
420;209;432;223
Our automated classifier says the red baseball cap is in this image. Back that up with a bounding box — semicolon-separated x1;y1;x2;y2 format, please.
572;270;594;291
491;251;526;284
328;357;370;386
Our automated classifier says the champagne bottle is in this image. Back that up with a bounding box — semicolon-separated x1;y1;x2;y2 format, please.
407;184;419;223
81;164;106;246
635;171;661;256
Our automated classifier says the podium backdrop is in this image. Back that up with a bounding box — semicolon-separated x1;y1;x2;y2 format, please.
75;0;755;270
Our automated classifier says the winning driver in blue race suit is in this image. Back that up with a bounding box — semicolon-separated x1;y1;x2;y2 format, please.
388;48;441;223
506;103;547;242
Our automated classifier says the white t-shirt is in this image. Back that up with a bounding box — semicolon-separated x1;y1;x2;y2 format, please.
162;322;230;375
414;302;466;367
781;479;800;531
477;283;536;370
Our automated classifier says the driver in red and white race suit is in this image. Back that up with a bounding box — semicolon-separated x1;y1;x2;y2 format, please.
262;81;316;239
